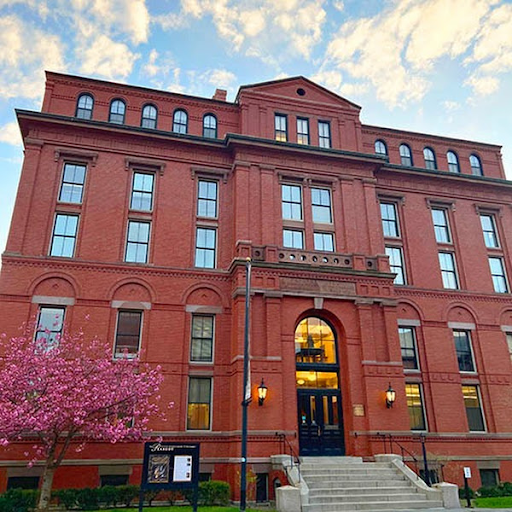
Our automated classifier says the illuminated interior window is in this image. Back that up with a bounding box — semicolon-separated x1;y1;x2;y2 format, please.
295;317;336;364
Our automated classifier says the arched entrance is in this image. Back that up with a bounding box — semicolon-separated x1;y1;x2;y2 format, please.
295;317;345;456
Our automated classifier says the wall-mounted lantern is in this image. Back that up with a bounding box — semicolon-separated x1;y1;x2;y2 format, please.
386;382;396;408
258;379;268;406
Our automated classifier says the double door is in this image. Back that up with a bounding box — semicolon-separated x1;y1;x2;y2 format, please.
297;389;345;456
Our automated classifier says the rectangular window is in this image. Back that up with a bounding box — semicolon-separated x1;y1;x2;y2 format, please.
282;184;302;220
283;229;304;249
318;121;331;148
386;246;406;285
380;202;399;238
399;327;419;370
406;383;426;430
431;208;451;243
50;214;78;257
314;232;334;252
125;221;150;263
130;172;154;211
35;306;65;345
297;117;309;145
438;252;458;289
489;257;508;293
275;114;287;142
480;214;499;248
453;330;475;372
311;188;332;223
187;377;212;430
114;310;142;357
195;227;216;268
59;163;86;203
197;180;218;218
191;315;214;362
462;385;485;432
506;333;512;363
480;469;499;487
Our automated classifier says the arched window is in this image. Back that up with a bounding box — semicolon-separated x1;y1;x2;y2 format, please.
470;154;483;176
399;144;413;166
295;317;337;366
76;93;94;119
109;99;126;124
447;151;460;173
423;147;437;170
374;139;387;156
173;109;188;134
141;104;157;129
203;114;217;138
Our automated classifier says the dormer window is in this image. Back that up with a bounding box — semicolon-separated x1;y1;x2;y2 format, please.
76;93;94;119
109;99;126;124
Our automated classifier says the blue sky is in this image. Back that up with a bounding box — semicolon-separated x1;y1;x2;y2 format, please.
1;0;512;256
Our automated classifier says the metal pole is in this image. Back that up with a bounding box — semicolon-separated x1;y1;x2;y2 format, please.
421;434;431;486
240;258;252;512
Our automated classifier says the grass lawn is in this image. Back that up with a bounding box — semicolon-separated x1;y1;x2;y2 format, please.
474;496;512;508
101;508;272;512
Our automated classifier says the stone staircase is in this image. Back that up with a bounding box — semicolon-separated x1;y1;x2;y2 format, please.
299;456;444;512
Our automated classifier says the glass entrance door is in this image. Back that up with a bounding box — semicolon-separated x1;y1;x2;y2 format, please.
298;389;344;456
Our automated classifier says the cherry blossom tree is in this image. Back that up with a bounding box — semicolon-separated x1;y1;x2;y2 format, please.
0;325;163;510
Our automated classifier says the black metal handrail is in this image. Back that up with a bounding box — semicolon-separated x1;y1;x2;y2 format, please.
275;432;301;484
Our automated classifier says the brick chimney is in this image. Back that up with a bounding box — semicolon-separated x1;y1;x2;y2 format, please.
212;88;227;101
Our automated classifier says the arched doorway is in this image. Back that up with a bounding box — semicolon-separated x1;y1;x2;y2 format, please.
295;317;345;456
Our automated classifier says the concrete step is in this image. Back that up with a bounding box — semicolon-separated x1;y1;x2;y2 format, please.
309;492;423;504
301;456;364;464
300;468;402;477
309;485;419;497
304;472;406;484
303;500;444;512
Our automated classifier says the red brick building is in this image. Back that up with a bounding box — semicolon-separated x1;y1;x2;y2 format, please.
1;71;512;494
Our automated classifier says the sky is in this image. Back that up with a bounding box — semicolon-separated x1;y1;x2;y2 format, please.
1;0;512;257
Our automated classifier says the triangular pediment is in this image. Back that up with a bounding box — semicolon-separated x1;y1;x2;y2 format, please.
237;76;360;111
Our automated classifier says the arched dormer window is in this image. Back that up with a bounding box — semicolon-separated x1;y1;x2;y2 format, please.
141;104;157;129
203;114;217;138
470;154;483;176
76;93;94;120
374;139;387;156
447;151;460;173
399;144;413;166
423;147;437;170
109;99;126;124
173;109;188;134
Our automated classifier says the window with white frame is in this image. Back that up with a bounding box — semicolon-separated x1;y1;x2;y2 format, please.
406;383;426;430
453;330;475;372
281;184;302;220
283;229;304;249
447;151;460;173
386;246;406;285
187;377;212;430
275;114;287;142
314;232;334;252
431;208;451;243
438;252;458;289
76;93;94;119
197;180;218;218
311;188;332;223
195;227;216;268
141;104;157;129
50;214;79;257
114;310;142;357
59;163;86;204
125;221;150;263
190;315;214;362
130;172;154;211
203;114;217;138
489;257;508;293
109;99;126;124
35;306;65;346
399;327;419;370
173;109;188;134
380;202;399;238
462;385;485;431
318;121;331;148
423;147;437;170
480;214;499;248
399;144;413;166
297;118;309;145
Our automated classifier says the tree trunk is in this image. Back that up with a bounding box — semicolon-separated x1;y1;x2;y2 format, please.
38;465;55;511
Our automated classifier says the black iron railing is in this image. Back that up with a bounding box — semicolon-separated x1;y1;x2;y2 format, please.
275;432;301;484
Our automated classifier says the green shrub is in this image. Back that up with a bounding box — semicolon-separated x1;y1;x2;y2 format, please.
0;489;38;512
478;485;502;497
97;486;118;507
53;488;79;509
459;485;474;499
75;488;100;510
184;480;230;506
115;485;139;508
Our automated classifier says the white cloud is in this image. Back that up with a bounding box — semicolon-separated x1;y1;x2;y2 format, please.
0;15;66;100
205;69;237;88
77;34;139;79
0;121;22;146
321;0;509;107
464;75;499;96
332;0;344;12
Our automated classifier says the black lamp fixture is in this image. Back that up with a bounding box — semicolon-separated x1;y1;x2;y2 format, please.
258;378;268;406
386;382;396;408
